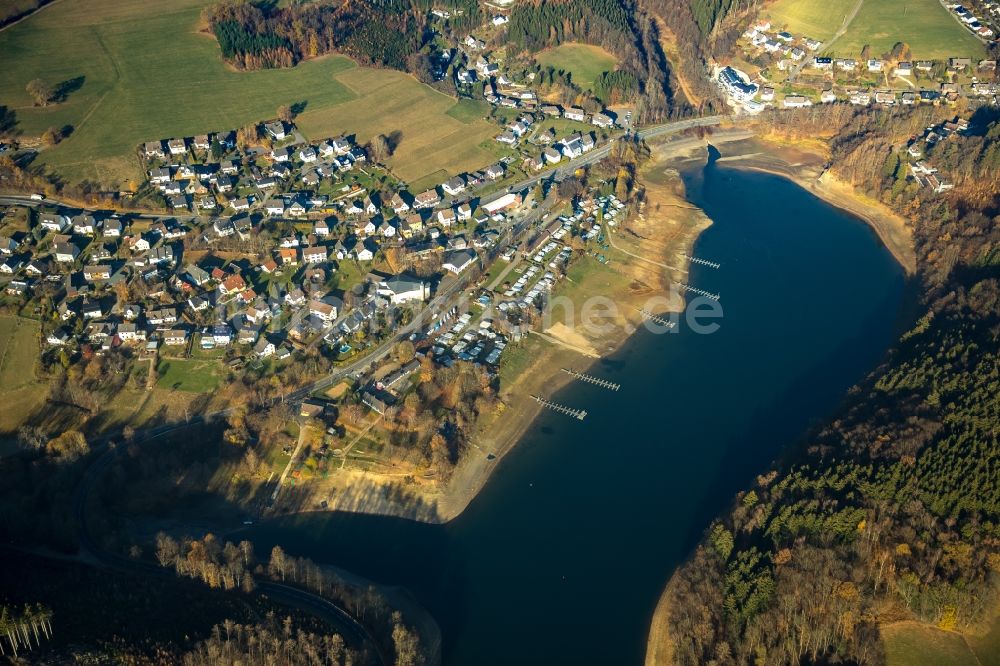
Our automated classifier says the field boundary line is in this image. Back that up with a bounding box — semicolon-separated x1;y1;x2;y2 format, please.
0;318;16;376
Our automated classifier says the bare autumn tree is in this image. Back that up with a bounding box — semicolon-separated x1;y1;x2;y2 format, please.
0;604;54;658
40;127;60;146
182;615;347;666
369;134;391;163
391;611;424;666
25;79;53;107
236;122;260;149
277;103;294;123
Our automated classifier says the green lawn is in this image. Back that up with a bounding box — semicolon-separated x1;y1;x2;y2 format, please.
445;98;492;124
498;335;549;388
764;0;985;59
0;0;498;187
156;357;224;393
535;42;618;91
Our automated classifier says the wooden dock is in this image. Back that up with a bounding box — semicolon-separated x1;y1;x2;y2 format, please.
561;368;620;391
680;253;721;269
530;394;587;420
638;309;677;329
675;282;720;302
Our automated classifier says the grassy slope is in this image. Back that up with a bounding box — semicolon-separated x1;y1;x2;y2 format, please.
535;42;618;91
882;622;983;666
0;0;496;187
763;0;985;59
0;315;48;434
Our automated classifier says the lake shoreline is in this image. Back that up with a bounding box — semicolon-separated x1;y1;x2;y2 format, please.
712;140;917;274
274;131;915;527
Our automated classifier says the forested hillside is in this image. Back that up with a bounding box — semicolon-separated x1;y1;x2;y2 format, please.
204;0;431;70
638;0;752;107
654;105;1000;664
504;0;681;120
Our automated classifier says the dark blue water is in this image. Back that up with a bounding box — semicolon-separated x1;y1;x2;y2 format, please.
247;154;907;665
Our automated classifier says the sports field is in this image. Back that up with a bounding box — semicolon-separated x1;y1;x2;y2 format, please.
763;0;985;59
535;43;618;91
0;0;497;187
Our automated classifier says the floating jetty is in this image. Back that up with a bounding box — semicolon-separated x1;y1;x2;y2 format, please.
638;309;677;329
675;282;720;301
680;253;721;269
561;368;620;391
530;394;587;420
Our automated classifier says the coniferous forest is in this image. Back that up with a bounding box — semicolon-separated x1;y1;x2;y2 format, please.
655;105;1000;665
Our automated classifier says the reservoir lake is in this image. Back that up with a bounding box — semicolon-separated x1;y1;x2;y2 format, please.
248;149;908;665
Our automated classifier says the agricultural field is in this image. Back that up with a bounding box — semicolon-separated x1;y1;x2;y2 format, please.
763;0;985;59
294;67;498;186
535;42;618;91
0;0;497;188
0;315;47;434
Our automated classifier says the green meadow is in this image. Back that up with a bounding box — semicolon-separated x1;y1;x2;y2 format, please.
535;42;619;91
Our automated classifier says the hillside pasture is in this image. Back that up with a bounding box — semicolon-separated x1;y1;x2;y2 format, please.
535;42;618;91
764;0;985;59
763;0;857;42
833;0;984;59
0;0;497;187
